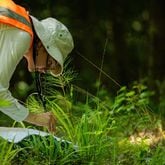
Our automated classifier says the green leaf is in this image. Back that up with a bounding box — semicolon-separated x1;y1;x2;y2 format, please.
126;91;135;97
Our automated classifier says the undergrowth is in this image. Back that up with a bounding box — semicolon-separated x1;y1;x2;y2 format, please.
0;60;165;164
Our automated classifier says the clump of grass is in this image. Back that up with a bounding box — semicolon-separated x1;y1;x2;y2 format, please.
12;135;79;165
47;100;111;164
0;138;21;165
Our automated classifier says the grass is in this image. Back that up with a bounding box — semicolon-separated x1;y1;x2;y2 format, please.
0;138;21;165
50;102;111;164
12;135;78;165
0;59;165;164
1;81;165;164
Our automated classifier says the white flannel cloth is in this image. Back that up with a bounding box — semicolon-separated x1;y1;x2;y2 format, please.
0;23;31;121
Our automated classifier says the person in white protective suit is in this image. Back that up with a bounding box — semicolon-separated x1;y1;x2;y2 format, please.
0;0;74;132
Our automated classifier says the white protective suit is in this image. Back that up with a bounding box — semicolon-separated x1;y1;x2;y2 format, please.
0;23;31;121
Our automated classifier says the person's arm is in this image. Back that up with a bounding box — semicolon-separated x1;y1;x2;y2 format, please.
0;87;29;122
24;112;56;132
0;87;56;132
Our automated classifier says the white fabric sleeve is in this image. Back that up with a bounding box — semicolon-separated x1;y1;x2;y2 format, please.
0;86;29;122
0;24;31;122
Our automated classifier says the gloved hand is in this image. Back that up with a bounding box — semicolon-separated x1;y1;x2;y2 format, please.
24;112;56;133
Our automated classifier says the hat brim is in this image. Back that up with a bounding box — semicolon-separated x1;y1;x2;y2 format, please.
30;16;63;76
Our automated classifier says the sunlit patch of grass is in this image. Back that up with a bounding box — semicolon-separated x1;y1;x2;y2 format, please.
129;128;165;146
